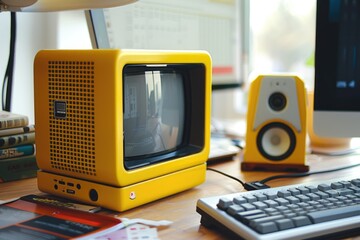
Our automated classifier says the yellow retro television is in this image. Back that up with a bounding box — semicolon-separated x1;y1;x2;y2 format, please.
34;49;211;211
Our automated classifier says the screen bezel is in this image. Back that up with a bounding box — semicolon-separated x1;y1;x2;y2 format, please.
123;64;206;170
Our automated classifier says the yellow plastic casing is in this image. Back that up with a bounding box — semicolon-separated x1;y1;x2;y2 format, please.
34;49;211;211
243;74;308;171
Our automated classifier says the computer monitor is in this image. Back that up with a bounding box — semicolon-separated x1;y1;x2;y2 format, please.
313;0;360;138
34;49;211;211
85;0;243;88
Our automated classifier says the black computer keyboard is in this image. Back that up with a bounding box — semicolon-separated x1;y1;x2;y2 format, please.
196;177;360;240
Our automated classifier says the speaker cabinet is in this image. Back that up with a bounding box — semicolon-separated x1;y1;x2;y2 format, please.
242;74;309;172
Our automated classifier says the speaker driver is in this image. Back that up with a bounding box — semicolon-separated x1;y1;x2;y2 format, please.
257;122;296;161
268;92;287;111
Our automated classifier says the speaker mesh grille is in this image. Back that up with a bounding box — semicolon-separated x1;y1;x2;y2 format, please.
48;60;96;176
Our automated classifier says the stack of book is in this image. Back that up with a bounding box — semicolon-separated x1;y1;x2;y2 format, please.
0;111;37;182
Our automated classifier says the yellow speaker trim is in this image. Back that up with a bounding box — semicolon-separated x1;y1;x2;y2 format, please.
243;74;308;172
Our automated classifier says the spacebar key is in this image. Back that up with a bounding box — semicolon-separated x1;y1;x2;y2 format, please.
307;205;360;224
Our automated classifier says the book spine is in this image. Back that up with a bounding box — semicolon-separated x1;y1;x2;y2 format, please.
0;144;35;160
0;125;35;137
0;155;37;182
0;111;29;129
0;132;35;149
0;117;29;129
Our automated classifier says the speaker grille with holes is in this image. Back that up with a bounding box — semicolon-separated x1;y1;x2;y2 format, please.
47;60;96;176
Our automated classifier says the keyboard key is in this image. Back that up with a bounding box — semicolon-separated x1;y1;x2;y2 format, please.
285;196;300;204
264;200;279;207
233;196;247;205
327;197;338;203
297;202;309;208
307;205;360;224
244;195;257;203
264;208;278;214
288;188;301;196
351;179;360;187
253;193;268;201
217;197;232;210
306;193;320;201
236;209;264;217
350;187;360;193
292;216;312;227
284;212;297;218
338;181;351;188
297;187;310;194
326;190;339;197
296;194;310;202
241;213;268;224
235;209;265;223
305;185;318;193
314;191;329;199
264;192;278;200
278;190;291;197
336;196;348;202
276;219;295;230
331;182;343;189
274;198;290;206
337;188;354;196
287;204;300;210
253;201;268;209
226;205;244;216
249;215;284;230
318;184;331;191
240;203;256;211
275;206;289;212
255;222;278;234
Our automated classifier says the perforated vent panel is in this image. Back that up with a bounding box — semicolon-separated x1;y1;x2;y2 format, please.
48;61;96;176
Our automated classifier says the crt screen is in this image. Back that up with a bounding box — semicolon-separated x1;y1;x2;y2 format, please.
123;70;185;158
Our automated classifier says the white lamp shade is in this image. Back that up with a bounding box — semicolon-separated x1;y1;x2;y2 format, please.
1;0;137;12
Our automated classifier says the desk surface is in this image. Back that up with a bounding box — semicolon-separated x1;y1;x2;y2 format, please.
1;153;360;239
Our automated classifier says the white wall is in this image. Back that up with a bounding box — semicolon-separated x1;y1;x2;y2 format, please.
0;11;91;124
0;10;241;126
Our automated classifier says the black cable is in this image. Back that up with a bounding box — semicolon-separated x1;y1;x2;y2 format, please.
259;163;360;184
207;167;246;187
231;139;244;150
2;12;17;111
207;163;360;191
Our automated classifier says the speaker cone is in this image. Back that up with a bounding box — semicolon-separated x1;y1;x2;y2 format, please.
257;122;296;161
268;92;287;111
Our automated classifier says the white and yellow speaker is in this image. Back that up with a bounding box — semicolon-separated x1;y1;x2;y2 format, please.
242;74;309;172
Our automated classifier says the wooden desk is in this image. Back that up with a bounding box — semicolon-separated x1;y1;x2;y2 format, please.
1;153;360;239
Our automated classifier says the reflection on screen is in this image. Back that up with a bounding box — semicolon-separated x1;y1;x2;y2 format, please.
124;70;185;158
315;0;360;111
331;0;360;92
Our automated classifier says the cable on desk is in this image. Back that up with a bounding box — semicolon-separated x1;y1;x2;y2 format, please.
258;162;360;184
206;167;245;187
2;12;17;111
206;167;270;190
231;139;244;150
207;163;360;191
